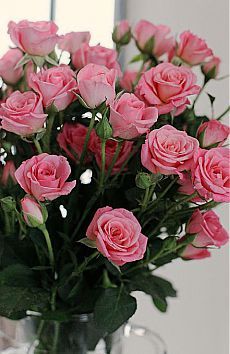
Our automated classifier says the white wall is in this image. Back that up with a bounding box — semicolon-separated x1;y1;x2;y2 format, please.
123;1;229;353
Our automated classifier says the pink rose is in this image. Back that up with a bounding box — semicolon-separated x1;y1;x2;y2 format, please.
109;93;158;139
180;243;211;260
86;206;148;266
0;90;47;136
191;148;230;202
72;43;121;74
178;173;203;203
197;119;229;148
112;20;131;45
57;122;95;162
202;56;221;79
58;31;91;54
120;70;138;92
8;20;58;56
187;209;229;248
133;20;175;58
1;161;16;186
15;153;76;201
175;31;213;66
135;63;200;116
77;63;117;108
0;49;23;85
141;125;199;176
29;65;77;111
21;196;46;228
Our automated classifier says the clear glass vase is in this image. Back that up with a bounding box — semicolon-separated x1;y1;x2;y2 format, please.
0;314;167;354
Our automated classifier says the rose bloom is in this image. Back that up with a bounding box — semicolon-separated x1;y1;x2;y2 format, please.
21;196;45;227
15;153;76;201
187;209;229;248
120;70;138;92
178;173;203;203
72;43;121;74
133;20;175;58
180;243;211;260
202;56;221;79
57;122;95;163
58;31;91;54
197;119;229;148
86;206;148;266
89;135;133;175
8;20;58;56
135;63;200;116
109;93;158;139
175;31;213;66
112;20;131;44
0;90;47;136
1;161;16;186
0;49;23;85
141;125;199;176
77;63;117;108
29;65;77;111
191;147;230;202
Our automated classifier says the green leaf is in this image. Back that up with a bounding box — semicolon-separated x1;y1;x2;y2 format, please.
94;288;137;333
44;55;58;66
0;264;37;287
0;286;49;319
129;53;144;64
78;238;97;249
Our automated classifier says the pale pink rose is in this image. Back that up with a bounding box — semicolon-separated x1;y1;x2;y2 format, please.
29;65;77;111
133;20;175;58
191;148;230;202
109;93;158;139
112;20;131;44
57;122;96;162
178;173;203;203
77;63;117;108
187;209;229;248
15;153;76;201
141;125;199;176
8;20;58;56
89;135;133;175
58;31;91;54
0;90;47;136
197;119;229;148
120;70;138;92
175;31;213;66
21;196;45;227
86;206;148;266
135;63;200;116
72;43;121;74
1;161;16;185
180;243;211;260
0;49;23;85
202;56;221;79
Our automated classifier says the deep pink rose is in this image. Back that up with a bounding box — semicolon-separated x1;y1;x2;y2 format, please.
15;153;76;201
72;43;121;74
133;20;175;58
0;49;23;85
77;63;117;108
0;90;47;136
89;135;133;175
135;63;200;116
187;209;229;248
197;119;229;148
180;243;211;260
57;122;95;163
191;147;230;202
8;20;58;56
141;125;199;176
175;31;213;66
21;196;46;227
86;206;148;266
58;31;91;54
202;56;221;79
120;70;138;92
112;20;131;44
29;65;77;111
109;93;158;139
1;161;16;186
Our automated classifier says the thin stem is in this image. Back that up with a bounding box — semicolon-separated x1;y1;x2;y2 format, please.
40;226;55;272
192;79;207;109
3;210;11;235
51;322;60;354
141;187;150;212
99;139;106;189
217;106;230;120
105;140;122;182
42;113;55;153
33;139;43;154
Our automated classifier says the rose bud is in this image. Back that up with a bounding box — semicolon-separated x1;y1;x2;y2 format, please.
21;196;47;228
112;20;131;46
202;56;221;80
1;161;16;186
120;69;138;92
180;243;211;260
0;49;23;85
197;120;229;148
58;31;91;54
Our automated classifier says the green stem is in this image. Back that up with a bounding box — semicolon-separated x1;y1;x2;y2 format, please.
217;106;230;120
33;139;43;154
192;79;207;109
141;187;150;212
4;210;11;235
105;140;123;182
99;139;106;189
51;322;60;354
42;113;55;153
40;226;55;272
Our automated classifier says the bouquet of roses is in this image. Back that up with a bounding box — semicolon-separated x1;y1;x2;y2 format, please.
0;18;229;352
